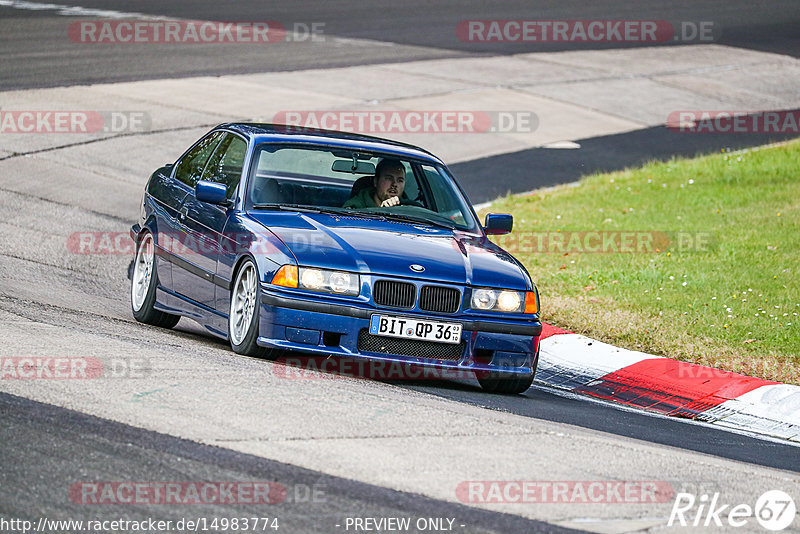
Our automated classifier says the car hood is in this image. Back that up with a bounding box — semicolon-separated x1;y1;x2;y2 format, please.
246;212;530;289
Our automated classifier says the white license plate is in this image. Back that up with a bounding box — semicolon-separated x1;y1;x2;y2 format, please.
369;314;462;344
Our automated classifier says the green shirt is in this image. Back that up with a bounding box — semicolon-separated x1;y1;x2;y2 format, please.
343;186;378;209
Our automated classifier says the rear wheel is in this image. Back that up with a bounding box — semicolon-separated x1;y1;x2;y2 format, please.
131;231;180;328
229;258;273;358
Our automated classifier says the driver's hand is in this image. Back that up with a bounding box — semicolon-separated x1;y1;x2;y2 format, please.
380;196;400;207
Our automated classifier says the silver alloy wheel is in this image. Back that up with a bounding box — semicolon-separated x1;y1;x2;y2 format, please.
131;233;154;312
230;261;257;346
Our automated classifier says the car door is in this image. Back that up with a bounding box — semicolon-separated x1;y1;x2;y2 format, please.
144;164;181;292
173;132;247;309
164;131;224;298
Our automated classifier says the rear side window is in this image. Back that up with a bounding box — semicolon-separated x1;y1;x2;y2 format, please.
201;133;247;199
174;131;223;187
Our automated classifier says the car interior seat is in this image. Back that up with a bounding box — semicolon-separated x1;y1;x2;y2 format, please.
349;175;374;198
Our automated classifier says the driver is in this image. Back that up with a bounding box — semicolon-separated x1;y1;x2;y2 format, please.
343;158;405;209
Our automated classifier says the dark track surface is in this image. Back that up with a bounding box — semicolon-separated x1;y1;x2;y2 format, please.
452;125;800;204
0;392;580;534
1;0;799;90
2;2;799;531
400;380;800;473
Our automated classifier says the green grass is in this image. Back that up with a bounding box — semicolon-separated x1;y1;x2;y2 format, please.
482;140;800;384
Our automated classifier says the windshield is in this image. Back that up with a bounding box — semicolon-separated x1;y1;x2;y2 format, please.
245;144;479;231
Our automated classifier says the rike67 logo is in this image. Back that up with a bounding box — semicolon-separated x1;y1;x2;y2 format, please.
669;490;796;531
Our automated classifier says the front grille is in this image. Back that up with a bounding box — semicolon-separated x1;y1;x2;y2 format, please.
419;285;461;313
373;280;416;308
358;330;465;361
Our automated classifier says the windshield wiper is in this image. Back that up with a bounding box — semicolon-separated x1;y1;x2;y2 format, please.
253;203;342;215
372;212;456;230
252;204;388;220
252;204;455;229
253;203;296;211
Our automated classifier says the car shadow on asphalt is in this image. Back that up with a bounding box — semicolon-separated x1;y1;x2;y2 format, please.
145;316;800;473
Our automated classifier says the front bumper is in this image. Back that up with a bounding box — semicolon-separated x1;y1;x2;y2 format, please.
258;287;541;376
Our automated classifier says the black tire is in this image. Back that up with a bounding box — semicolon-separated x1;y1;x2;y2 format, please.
477;348;539;394
228;258;274;358
131;231;180;329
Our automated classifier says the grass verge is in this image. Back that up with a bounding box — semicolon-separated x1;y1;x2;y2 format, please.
481;140;800;384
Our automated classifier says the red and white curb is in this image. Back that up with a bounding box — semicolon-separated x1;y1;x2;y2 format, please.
537;324;800;442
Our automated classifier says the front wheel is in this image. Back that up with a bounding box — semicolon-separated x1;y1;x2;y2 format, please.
229;258;272;358
477;371;534;394
477;349;538;394
131;231;180;328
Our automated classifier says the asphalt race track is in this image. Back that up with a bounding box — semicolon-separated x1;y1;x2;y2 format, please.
2;0;799;90
0;393;572;534
1;2;799;533
451;125;800;204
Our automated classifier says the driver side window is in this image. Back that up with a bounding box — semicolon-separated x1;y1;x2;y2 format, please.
174;131;223;187
201;133;247;199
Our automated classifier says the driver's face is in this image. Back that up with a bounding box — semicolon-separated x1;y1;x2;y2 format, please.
374;167;405;202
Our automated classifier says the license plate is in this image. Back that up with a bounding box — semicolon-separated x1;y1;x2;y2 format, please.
369;314;462;344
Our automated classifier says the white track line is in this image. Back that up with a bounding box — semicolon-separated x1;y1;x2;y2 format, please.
0;0;396;47
0;0;165;19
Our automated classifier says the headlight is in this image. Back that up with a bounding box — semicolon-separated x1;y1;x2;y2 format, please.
497;291;521;312
328;271;354;294
272;265;359;296
470;288;537;314
471;289;497;310
300;268;325;289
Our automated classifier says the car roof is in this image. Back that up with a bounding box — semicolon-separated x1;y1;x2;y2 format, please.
218;122;443;164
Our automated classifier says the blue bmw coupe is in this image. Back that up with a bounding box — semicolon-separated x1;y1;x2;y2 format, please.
130;124;541;393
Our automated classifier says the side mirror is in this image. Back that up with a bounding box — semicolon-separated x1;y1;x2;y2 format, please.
195;181;229;206
484;213;513;235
